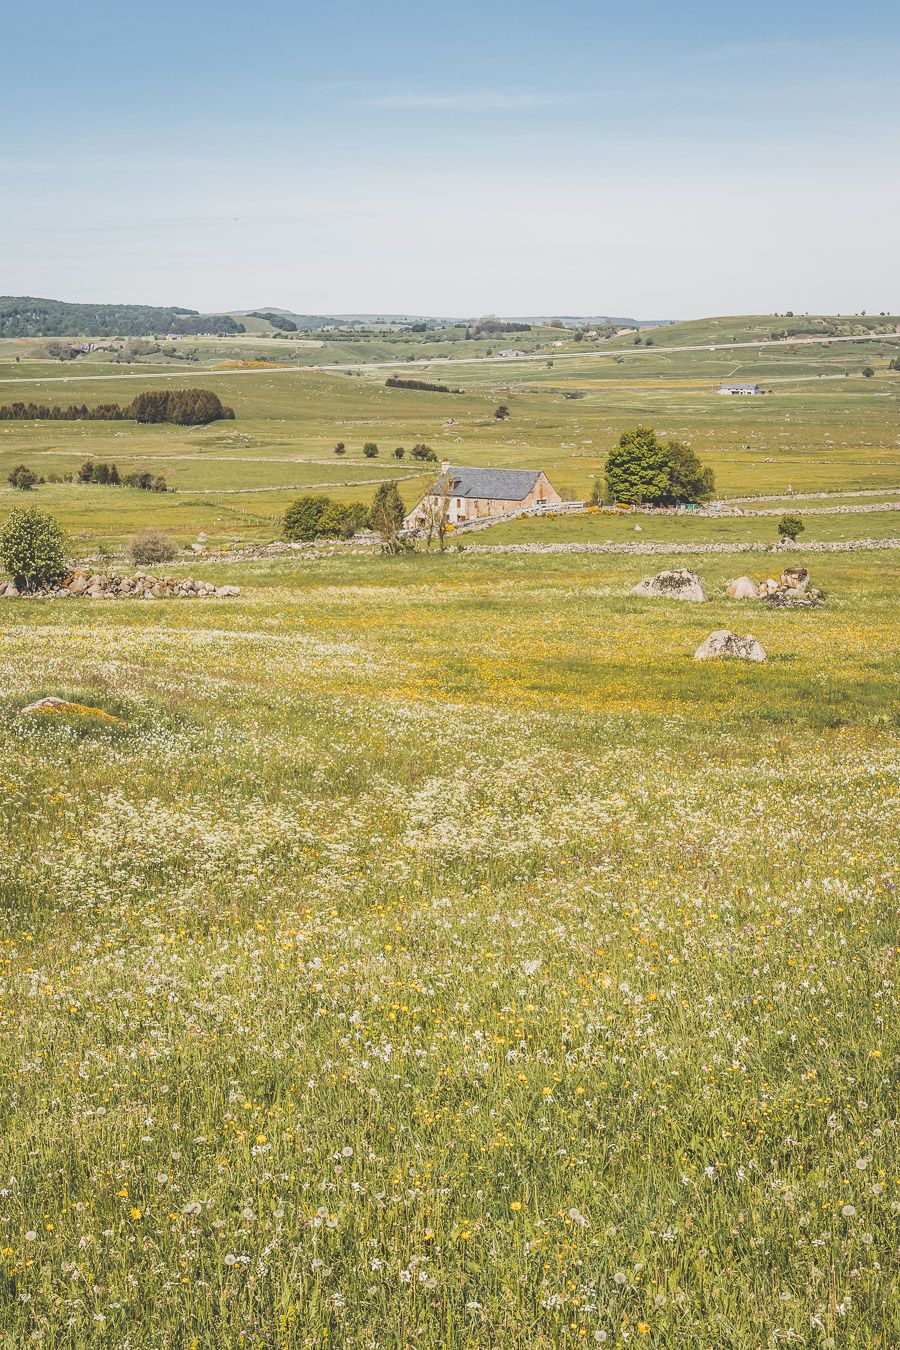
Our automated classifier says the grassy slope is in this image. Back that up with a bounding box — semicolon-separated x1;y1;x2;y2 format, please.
0;548;896;1347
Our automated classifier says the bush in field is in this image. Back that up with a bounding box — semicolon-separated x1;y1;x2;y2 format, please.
0;506;66;590
122;471;167;492
318;501;369;539
363;442;379;458
283;495;331;541
8;464;38;490
778;514;805;541
410;443;438;462
334;441;346;456
129;529;178;567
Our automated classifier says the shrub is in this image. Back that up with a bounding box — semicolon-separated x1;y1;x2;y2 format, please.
777;514;805;541
0;506;66;590
129;529;178;566
122;472;167;492
410;443;438;462
334;441;346;456
318;501;369;539
862;366;874;378
393;447;405;459
494;404;510;420
363;442;379;458
283;495;331;541
8;464;38;490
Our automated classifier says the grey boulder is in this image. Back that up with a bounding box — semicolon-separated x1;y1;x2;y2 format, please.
695;630;767;662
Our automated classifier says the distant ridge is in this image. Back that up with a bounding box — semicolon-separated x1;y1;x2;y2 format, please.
0;295;675;339
0;296;245;338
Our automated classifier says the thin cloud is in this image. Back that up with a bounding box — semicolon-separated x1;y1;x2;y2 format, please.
368;90;586;110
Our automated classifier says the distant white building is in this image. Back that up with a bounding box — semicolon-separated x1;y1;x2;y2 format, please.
719;382;763;395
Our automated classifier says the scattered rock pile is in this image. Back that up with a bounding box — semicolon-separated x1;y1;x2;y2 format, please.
695;630;767;662
630;568;707;601
726;566;823;608
0;571;240;600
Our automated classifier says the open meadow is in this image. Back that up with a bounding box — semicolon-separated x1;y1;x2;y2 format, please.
1;317;899;552
1;319;898;1348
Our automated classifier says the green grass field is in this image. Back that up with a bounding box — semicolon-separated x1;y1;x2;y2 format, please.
1;317;898;1347
1;315;899;550
1;547;897;1348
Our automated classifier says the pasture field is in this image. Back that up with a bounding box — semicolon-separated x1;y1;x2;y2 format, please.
0;547;897;1348
1;316;898;1346
1;316;899;552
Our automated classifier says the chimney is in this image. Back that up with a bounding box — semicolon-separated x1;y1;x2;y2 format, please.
440;459;451;475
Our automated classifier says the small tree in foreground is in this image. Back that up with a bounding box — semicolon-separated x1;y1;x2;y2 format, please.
8;464;38;491
0;506;66;591
777;514;805;542
129;529;178;567
370;481;405;554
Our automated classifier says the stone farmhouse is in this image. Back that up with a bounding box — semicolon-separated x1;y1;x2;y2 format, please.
719;382;763;395
404;462;562;528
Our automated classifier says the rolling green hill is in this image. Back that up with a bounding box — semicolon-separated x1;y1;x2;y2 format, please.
0;296;246;338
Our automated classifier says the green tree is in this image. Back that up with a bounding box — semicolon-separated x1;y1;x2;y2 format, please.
334;441;346;455
370;482;405;554
318;501;369;540
393;446;405;459
661;441;715;504
777;514;805;541
7;464;38;490
0;506;66;591
862;366;874;378
363;442;379;458
603;426;672;505
283;495;331;541
494;404;509;420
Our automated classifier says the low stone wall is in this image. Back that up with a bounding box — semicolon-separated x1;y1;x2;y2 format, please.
470;537;900;557
0;570;240;600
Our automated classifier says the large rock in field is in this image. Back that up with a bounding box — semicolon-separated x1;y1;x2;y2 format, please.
727;576;758;599
631;568;707;601
695;630;767;662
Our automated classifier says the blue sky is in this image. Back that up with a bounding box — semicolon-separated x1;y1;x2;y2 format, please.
3;0;899;316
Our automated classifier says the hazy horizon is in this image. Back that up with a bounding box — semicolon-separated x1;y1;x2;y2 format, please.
4;0;899;316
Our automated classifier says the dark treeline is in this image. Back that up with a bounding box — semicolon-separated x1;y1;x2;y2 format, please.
385;377;461;394
465;318;532;338
130;390;234;424
0;402;130;421
0;389;234;426
0;296;245;338
248;311;298;331
77;460;168;491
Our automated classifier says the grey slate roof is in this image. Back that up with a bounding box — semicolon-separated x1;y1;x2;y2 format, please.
427;465;543;501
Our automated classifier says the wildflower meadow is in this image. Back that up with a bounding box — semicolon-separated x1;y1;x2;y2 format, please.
0;548;897;1347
